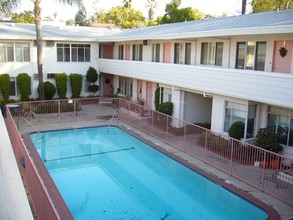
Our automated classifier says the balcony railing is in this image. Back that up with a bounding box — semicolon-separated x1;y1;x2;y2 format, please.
97;59;293;108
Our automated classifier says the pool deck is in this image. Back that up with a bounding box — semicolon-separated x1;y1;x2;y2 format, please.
0;101;293;220
14;116;293;220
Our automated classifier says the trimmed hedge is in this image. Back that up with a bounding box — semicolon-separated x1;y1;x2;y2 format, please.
256;128;283;153
86;66;98;83
88;84;99;93
228;121;244;140
70;73;83;98
55;73;67;99
17;73;31;101
0;73;10;101
38;81;56;100
157;101;173;116
154;87;160;110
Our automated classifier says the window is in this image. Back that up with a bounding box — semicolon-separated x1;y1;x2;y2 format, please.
174;43;183;64
10;77;17;96
132;44;143;61
47;73;55;79
185;43;191;65
152;44;160;62
57;44;90;62
0;42;30;62
119;76;133;97
57;44;70;62
200;42;223;66
118;45;124;60
267;106;293;147
224;101;246;133
236;41;266;71
72;44;91;62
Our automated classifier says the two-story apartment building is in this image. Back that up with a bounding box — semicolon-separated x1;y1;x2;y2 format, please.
1;9;293;156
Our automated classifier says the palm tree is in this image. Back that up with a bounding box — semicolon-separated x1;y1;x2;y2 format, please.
145;0;158;20
1;0;81;100
123;0;132;8
241;0;247;14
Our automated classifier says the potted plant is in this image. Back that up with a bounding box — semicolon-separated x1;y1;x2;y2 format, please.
255;128;283;169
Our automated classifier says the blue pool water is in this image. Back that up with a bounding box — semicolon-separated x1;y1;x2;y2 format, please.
30;126;268;220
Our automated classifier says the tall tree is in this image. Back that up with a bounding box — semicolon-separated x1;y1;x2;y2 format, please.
99;6;145;28
241;0;247;14
75;4;88;26
158;0;203;24
145;0;158;20
0;0;81;100
123;0;132;8
251;0;293;13
11;10;35;23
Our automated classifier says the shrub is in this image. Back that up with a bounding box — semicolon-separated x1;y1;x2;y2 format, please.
70;73;83;98
154;87;160;110
256;128;283;153
86;66;98;83
38;81;56;100
88;84;99;93
157;102;173;116
55;73;67;99
16;73;31;101
0;74;10;101
228;121;245;140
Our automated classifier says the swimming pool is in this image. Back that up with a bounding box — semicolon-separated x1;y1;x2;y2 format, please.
30;126;268;220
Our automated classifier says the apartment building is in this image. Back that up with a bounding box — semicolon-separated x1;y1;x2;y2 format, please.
1;9;293;156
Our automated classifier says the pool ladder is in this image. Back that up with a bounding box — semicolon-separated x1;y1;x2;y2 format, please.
20;118;44;139
107;110;118;131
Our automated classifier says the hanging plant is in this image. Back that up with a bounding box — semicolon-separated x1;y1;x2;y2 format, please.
279;47;287;57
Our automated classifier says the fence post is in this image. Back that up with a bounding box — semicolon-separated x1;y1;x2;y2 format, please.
229;140;234;175
260;151;266;191
165;116;168;142
58;100;61;122
204;130;207;163
151;110;154;135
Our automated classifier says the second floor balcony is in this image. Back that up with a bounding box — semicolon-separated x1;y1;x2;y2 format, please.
97;59;293;108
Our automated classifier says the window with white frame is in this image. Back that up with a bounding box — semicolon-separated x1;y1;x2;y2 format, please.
267;106;293;147
200;42;223;66
174;42;192;64
0;42;30;62
118;45;124;60
119;76;133;97
132;44;143;61
57;44;90;62
10;77;17;96
224;101;246;133
236;41;266;71
158;87;172;104
152;43;160;62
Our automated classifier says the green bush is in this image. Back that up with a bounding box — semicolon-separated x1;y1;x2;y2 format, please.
70;73;83;98
154;87;160;110
38;81;56;100
86;66;98;83
55;73;67;99
0;74;10;101
256;128;283;153
228;121;245;140
157;102;173;116
88;84;99;93
16;73;31;101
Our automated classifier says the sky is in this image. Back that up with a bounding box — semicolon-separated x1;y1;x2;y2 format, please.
16;0;252;21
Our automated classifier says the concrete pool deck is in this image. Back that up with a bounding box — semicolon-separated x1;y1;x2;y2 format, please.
15;117;293;220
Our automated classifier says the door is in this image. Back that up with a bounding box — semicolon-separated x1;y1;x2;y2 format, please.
101;73;113;97
272;40;293;73
125;44;131;60
163;43;171;63
146;81;153;109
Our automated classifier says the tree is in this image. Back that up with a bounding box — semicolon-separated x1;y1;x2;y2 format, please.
100;6;145;28
145;0;158;21
75;4;88;26
0;0;81;100
123;0;132;8
251;0;293;13
158;0;203;24
11;10;35;23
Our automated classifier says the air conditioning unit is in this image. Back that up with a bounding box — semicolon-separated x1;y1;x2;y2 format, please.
143;40;148;46
46;41;55;47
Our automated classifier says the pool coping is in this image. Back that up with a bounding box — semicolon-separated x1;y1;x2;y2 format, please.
22;125;280;220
